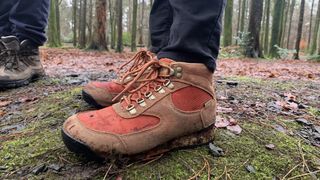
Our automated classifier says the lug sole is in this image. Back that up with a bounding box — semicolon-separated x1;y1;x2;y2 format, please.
61;124;216;162
0;73;44;89
82;90;106;109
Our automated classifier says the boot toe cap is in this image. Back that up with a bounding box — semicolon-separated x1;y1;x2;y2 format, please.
62;114;127;158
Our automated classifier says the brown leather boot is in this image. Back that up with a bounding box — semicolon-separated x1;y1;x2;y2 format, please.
0;36;44;88
62;59;216;159
82;50;155;108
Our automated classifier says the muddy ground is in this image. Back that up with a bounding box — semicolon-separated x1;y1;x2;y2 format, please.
0;48;320;179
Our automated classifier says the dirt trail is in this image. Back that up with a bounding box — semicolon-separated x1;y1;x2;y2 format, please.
41;48;320;81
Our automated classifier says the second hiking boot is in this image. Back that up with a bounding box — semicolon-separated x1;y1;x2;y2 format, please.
62;59;217;160
0;36;45;88
82;50;155;108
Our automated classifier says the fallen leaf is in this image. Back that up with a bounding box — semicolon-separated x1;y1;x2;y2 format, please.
0;110;6;117
228;117;238;126
284;93;296;101
0;100;12;107
245;165;256;173
227;125;242;135
265;144;276;150
295;118;313;126
274;124;286;133
215;116;230;128
217;106;233;113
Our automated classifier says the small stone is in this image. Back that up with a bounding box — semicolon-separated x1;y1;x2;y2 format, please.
0;166;7;171
32;164;48;175
265;144;276;150
313;126;320;134
245;165;256;173
208;143;224;157
295;118;313;126
48;164;63;172
274;124;286;133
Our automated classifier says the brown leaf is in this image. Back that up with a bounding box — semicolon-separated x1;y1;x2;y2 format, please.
215;116;230;128
227;125;242;135
0;100;12;107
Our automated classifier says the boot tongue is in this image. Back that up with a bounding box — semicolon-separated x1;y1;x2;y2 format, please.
20;39;38;50
1;36;20;50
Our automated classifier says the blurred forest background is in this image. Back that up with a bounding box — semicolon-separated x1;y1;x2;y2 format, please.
48;0;320;60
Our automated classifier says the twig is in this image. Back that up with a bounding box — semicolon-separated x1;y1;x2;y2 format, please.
287;170;320;180
215;166;227;180
281;162;302;180
188;160;207;180
103;164;113;180
298;141;312;174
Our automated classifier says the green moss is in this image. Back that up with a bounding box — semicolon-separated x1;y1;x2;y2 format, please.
0;88;83;177
123;123;319;179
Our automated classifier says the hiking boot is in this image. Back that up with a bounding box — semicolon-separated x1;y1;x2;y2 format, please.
0;36;44;88
62;59;217;160
82;50;155;108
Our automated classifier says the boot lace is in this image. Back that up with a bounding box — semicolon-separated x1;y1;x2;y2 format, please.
117;50;154;84
113;60;175;114
0;48;20;70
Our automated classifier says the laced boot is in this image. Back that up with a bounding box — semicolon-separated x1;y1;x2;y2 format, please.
62;58;217;159
0;36;44;88
82;50;155;108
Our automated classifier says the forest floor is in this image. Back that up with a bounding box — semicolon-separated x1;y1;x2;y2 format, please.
0;48;320;179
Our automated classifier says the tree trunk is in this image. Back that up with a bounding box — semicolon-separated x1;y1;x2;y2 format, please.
72;0;77;47
128;0;132;33
109;0;116;49
131;0;138;52
79;0;87;49
310;0;320;54
56;0;61;45
280;0;289;47
88;0;108;51
308;0;315;49
236;0;242;45
286;0;296;49
116;0;123;53
138;0;145;45
246;0;264;58
240;0;247;33
147;0;154;48
223;0;233;46
263;0;271;54
293;0;305;60
88;0;93;42
48;0;61;47
269;0;285;57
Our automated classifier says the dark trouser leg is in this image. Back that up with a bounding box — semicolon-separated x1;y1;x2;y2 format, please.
149;0;173;54
0;0;18;36
157;0;226;72
9;0;50;46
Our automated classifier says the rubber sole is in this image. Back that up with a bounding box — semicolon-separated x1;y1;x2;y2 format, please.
0;73;43;89
61;124;216;162
82;90;105;109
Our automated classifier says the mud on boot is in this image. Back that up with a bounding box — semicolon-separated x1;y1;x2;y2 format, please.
62;59;217;160
0;36;45;89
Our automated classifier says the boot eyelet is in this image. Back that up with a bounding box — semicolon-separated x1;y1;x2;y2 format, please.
126;104;137;115
155;85;165;94
137;98;147;107
144;92;156;100
163;79;174;89
176;67;183;72
176;73;182;78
